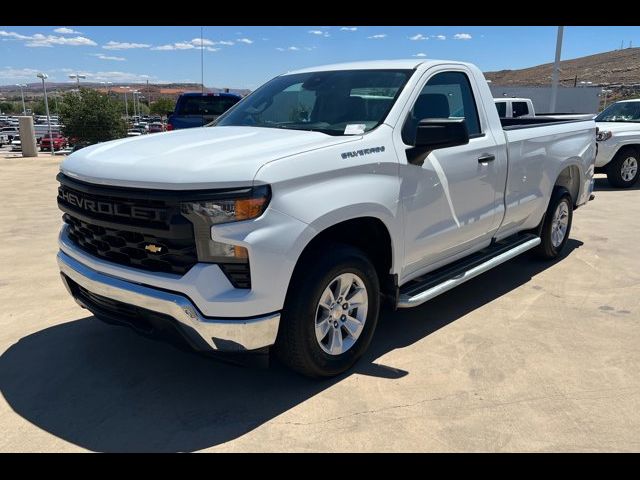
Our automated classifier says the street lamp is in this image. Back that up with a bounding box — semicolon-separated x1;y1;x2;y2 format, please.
16;84;27;115
68;73;86;87
122;86;130;121
601;89;613;109
36;73;54;157
100;81;113;95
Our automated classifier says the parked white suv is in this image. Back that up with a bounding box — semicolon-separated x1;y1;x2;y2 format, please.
594;99;640;188
56;59;596;377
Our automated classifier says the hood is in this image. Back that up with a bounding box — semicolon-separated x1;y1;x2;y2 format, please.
60;126;358;189
595;121;640;134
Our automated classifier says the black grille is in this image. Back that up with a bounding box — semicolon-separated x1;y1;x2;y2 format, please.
64;214;198;275
58;174;198;276
219;263;251;289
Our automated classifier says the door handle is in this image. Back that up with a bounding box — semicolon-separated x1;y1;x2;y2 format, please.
478;154;495;163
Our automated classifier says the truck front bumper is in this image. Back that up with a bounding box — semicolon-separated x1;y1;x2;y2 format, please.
58;251;280;353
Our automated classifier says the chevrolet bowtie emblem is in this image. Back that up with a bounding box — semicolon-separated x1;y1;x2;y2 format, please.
144;244;163;254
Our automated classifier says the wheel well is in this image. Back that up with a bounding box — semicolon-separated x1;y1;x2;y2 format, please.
614;144;640;159
554;165;580;206
292;217;394;296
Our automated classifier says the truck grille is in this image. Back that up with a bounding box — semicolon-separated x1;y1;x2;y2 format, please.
57;174;198;276
63;214;198;275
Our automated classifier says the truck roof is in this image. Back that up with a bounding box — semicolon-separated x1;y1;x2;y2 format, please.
615;98;640;103
286;59;466;74
495;98;532;102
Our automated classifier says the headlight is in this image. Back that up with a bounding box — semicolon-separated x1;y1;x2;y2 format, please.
180;186;271;264
596;130;612;142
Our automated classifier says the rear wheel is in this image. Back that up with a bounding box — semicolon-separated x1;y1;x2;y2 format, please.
276;244;380;378
606;147;639;188
535;187;573;259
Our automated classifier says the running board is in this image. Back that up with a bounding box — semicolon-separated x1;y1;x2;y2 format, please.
397;234;541;309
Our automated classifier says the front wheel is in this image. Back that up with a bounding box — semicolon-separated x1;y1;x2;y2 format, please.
606;147;639;188
275;244;380;378
535;186;573;259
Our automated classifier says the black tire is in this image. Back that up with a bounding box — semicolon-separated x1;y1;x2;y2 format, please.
606;147;640;188
275;243;380;378
535;186;573;259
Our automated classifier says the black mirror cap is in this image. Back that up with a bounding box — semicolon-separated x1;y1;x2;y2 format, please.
414;118;469;150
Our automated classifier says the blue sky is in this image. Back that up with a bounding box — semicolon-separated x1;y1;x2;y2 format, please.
1;26;638;89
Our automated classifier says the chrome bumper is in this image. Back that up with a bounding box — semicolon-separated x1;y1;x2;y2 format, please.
57;251;280;352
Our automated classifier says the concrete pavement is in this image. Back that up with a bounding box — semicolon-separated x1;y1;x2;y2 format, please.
0;155;639;452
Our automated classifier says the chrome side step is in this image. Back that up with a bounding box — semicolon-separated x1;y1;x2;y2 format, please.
397;235;541;309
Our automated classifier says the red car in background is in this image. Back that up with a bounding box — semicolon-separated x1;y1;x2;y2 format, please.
40;133;68;151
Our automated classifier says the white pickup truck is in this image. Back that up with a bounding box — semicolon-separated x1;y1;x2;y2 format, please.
494;97;535;118
593;98;640;188
56;59;597;377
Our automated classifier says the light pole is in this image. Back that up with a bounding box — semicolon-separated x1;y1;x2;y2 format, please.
16;84;27;115
68;73;86;88
36;73;54;157
132;90;139;120
100;81;112;95
122;86;130;122
549;26;564;113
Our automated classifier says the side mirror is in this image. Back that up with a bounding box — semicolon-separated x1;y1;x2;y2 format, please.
407;118;470;166
414;118;469;150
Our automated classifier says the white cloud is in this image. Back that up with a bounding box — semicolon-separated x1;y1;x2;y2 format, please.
0;30;97;47
340;27;357;31
309;30;330;37
91;53;126;61
288;46;300;51
453;33;472;40
217;40;234;46
206;47;220;52
368;34;387;39
276;46;300;51
237;38;253;44
191;38;215;46
276;47;284;51
433;35;446;40
412;53;427;57
0;67;41;82
54;27;82;34
103;41;150;50
409;34;428;41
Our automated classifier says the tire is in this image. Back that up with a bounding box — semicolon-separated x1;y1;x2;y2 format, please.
275;243;380;378
535;186;573;259
606;147;640;188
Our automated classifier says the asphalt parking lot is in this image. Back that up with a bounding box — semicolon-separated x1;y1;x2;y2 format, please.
0;152;639;452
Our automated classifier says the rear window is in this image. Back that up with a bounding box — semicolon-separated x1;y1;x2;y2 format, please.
512;101;529;117
176;95;240;115
495;102;507;117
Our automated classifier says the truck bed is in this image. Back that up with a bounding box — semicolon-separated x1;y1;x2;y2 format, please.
500;116;592;130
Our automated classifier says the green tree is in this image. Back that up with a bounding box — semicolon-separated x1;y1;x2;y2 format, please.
150;97;176;116
60;88;127;143
0;101;16;114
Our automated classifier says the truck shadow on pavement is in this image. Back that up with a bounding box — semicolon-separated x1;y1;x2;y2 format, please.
0;240;582;452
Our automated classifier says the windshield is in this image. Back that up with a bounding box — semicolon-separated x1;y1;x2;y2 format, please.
595;101;640;122
214;69;413;135
176;95;240;115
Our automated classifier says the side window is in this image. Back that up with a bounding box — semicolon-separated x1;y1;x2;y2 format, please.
495;101;507;117
404;71;481;144
512;101;529;118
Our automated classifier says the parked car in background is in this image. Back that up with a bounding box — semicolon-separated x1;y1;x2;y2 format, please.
126;130;143;137
593;98;640;188
40;133;68;151
0;132;8;147
148;122;165;133
1;126;19;142
494;97;535;118
167;92;241;130
57;59;597;377
10;135;21;152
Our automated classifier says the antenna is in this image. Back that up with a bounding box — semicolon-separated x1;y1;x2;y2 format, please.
201;26;205;94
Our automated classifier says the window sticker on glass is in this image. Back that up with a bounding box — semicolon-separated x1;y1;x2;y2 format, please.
344;124;366;135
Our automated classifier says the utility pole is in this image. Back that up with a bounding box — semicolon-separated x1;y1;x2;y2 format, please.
549;26;564;114
201;26;205;94
37;73;54;157
16;84;27;115
146;79;151;107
